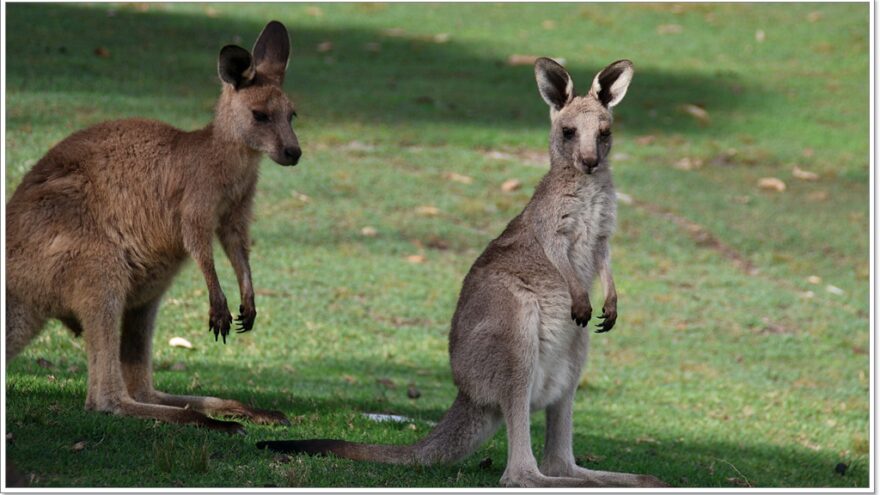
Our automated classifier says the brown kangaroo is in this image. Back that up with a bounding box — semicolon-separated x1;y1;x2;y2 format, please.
258;58;667;487
5;21;298;433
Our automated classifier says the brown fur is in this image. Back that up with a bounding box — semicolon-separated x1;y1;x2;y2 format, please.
5;21;299;432
258;58;667;487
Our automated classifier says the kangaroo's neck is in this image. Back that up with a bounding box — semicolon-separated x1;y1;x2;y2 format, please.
522;160;614;226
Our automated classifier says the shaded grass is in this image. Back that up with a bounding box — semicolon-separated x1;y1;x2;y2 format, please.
4;2;870;488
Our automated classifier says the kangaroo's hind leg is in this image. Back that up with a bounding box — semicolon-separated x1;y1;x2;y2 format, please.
540;388;668;487
120;296;289;425
72;272;245;433
493;297;597;488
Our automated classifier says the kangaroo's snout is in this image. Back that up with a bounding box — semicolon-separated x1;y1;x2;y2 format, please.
283;145;302;165
579;156;598;174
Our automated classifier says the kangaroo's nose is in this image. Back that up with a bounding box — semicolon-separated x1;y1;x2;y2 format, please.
284;146;302;164
581;157;598;174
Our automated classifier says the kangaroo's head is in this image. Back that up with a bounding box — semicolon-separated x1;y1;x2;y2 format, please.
535;58;634;175
215;21;301;166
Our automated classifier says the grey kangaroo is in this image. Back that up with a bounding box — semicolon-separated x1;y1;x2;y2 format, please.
258;58;667;488
5;21;298;433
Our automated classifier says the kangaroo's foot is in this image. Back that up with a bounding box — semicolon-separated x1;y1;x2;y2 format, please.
500;466;604;488
539;459;668;488
146;390;290;425
86;396;246;434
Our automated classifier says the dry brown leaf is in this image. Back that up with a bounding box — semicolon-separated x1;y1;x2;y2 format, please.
507;54;539;66
94;47;110;58
682;104;710;124
808;190;829;202
316;41;334;53
501;179;522;192
444;172;474;184
305;6;323;17
542;19;556;29
674;157;703;171
433;33;450;43
656;24;683;35
406;254;426;264
71;441;87;452
416;205;440;216
792;166;819;181
635;134;657;146
807;11;822;22
342;375;357;384
807;275;822;285
755;30;766;42
425;236;450;250
376;377;396;388
757;177;786;192
360;226;378;237
204;7;219;17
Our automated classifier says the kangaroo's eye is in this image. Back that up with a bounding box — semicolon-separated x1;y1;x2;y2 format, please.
562;127;576;140
252;111;270;123
599;129;612;140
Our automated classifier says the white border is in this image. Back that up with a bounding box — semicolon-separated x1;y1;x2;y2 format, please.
0;0;875;493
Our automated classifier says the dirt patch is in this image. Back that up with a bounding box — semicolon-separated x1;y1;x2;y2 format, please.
631;199;758;276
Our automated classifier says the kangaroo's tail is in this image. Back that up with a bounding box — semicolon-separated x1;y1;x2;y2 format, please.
256;392;500;465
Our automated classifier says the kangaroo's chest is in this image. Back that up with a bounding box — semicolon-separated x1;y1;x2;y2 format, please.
564;184;616;285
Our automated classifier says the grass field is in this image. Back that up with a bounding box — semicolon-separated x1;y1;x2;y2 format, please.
3;2;871;488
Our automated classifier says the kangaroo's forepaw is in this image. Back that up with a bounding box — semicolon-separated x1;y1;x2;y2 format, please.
595;307;617;333
571;299;592;327
209;304;233;343
235;304;256;333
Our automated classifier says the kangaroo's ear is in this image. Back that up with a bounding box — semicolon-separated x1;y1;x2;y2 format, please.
218;45;255;89
252;20;290;84
589;60;634;108
534;57;574;111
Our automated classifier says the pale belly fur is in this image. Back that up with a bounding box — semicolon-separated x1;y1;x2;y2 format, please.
529;288;591;411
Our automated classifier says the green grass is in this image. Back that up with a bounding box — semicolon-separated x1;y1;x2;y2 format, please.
4;2;870;488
